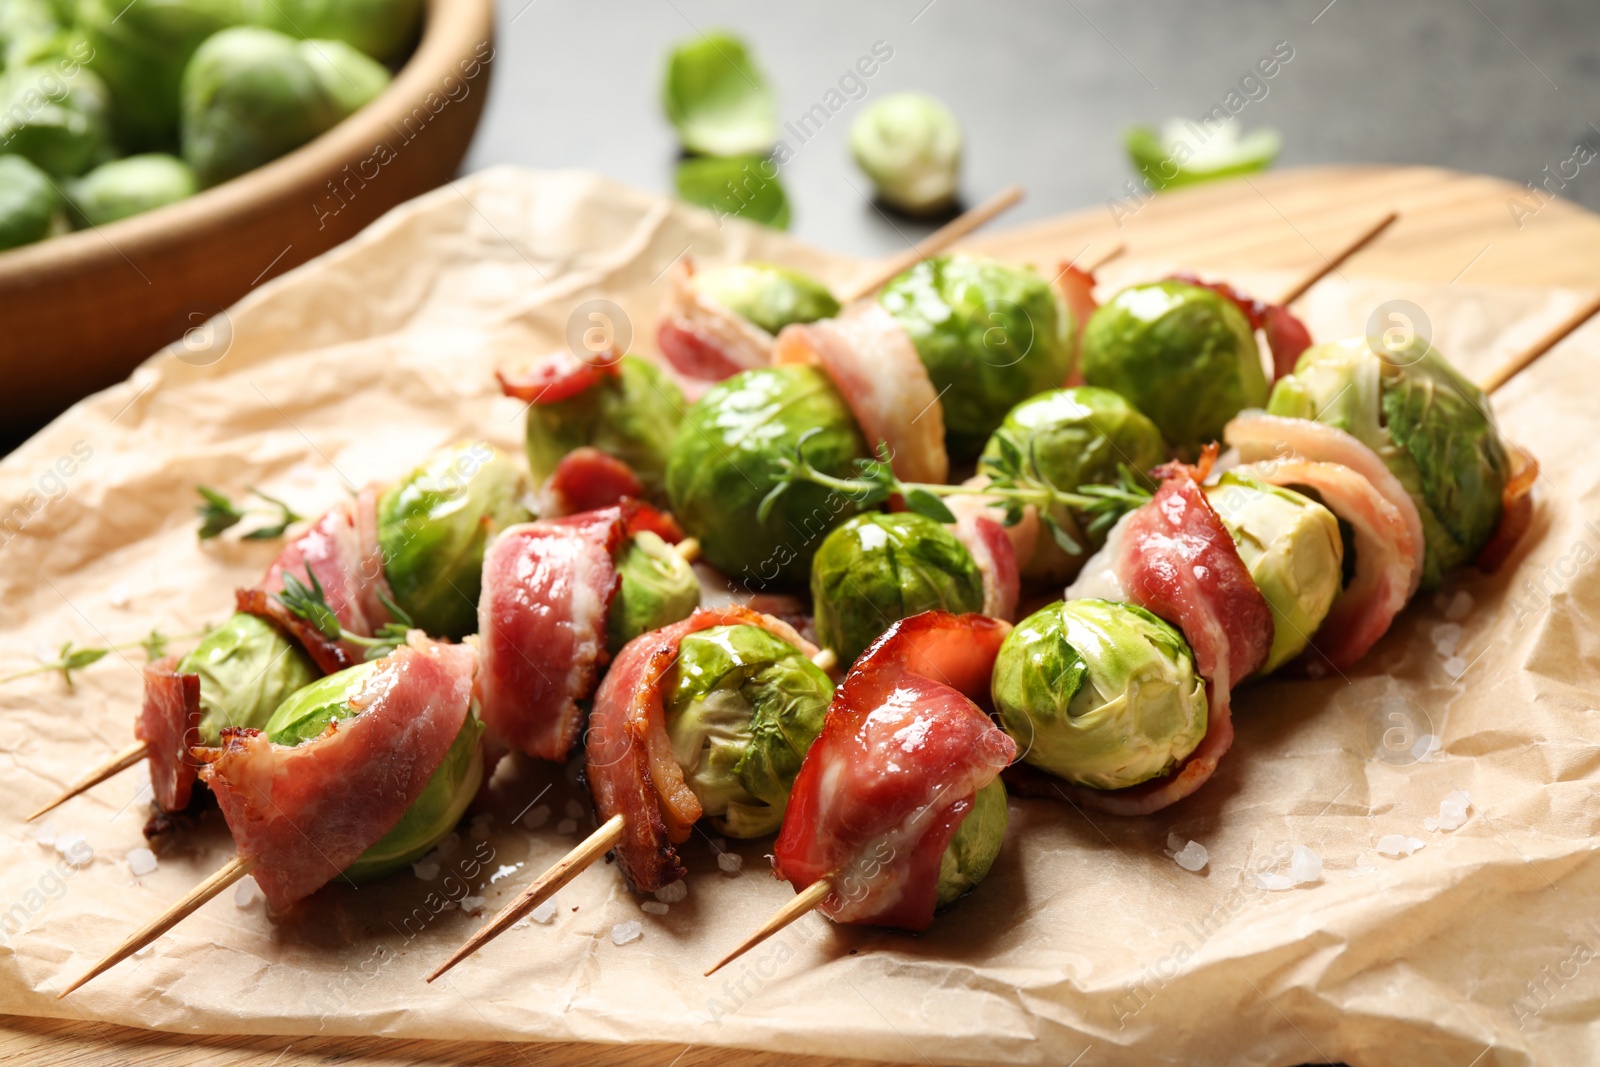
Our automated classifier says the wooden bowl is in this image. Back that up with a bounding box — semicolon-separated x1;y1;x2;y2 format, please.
0;0;495;437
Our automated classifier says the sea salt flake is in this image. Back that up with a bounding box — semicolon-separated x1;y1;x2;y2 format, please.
1377;834;1426;857
717;852;744;874
1432;790;1471;832
522;805;551;830
1254;871;1295;891
490;864;522;884
56;833;92;867
28;821;57;846
512;918;531;930
460;895;486;916
531;899;558;924
1166;832;1185;852
556;819;577;835
1288;845;1323;885
233;877;261;908
469;813;494;839
412;860;441;881
564;799;587;820
1173;841;1209;872
133;942;153;957
1431;622;1462;657
654;881;688;904
105;582;132;608
1442;655;1468;679
1347;865;1377;878
1412;734;1442;762
1445;591;1473;621
434;832;461;859
641;901;669;916
611;921;642;945
126;848;157;877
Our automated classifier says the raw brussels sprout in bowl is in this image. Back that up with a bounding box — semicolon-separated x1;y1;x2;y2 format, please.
524;354;685;500
810;511;984;665
0;154;60;250
935;777;1007;909
67;154;198;227
991;599;1207;790
178;611;318;745
0;60;112;177
664;624;835;838
607;530;702;654
244;0;424;63
880;254;1074;457
264;661;486;882
1080;280;1267;455
849;91;963;216
690;262;839;336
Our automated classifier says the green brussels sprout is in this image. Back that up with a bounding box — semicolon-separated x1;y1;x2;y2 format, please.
675;154;790;230
525;354;685;502
1080;280;1267;455
991;599;1207;790
78;0;246;150
178;612;319;745
661;31;776;157
690;262;839;336
264;661;486;881
0;0;62;69
880;254;1074;457
664;624;834;838
850;91;963;216
180;27;390;187
981;386;1167;581
667;365;867;589
1267;336;1510;589
242;0;423;62
1204;471;1342;675
0;153;59;250
607;530;701;654
376;442;531;640
0;61;112;176
810;512;984;665
934;777;1007;908
1124;120;1280;192
67;154;198;227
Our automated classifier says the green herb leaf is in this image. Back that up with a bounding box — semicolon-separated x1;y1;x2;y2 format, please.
1043;514;1083;555
277;569;343;641
905;487;957;524
196;486;245;539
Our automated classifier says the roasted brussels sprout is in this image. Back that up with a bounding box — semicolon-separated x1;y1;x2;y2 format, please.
0;0;62;69
180;27;390;187
880;254;1074;457
850;91;962;216
1080;280;1267;455
607;530;701;654
243;0;423;62
1205;470;1342;675
0;61;112;176
376;443;530;640
0;153;59;250
177;612;318;745
662;32;776;157
810;512;984;664
991;599;1207;790
690;262;839;336
664;623;834;838
934;778;1007;908
1267;336;1510;588
980;386;1167;581
524;354;684;501
67;153;197;227
264;661;485;881
667;365;867;589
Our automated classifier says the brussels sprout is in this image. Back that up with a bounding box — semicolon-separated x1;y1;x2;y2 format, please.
376;442;531;639
662;32;776;157
981;387;1167;581
850;92;962;216
667;365;867;589
810;512;984;664
264;661;485;881
178;611;318;745
0;0;62;69
242;0;423;62
1124;120;1280;192
664;624;834;838
67;154;198;227
0;61;112;176
1080;280;1267;455
524;354;684;501
1205;471;1342;675
0;153;59;250
880;255;1074;457
607;530;701;654
690;262;839;337
180;27;390;187
675;154;790;230
1267;336;1510;588
991;599;1207;790
934;778;1007;908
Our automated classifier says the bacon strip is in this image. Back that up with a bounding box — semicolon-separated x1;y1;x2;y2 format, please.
774;612;1015;929
774;303;950;485
538;447;646;518
136;659;202;813
197;635;476;912
952;510;1020;622
655;260;775;381
1053;262;1099;386
1476;442;1539;574
497;347;622;405
1166;273;1312;382
588;606;817;892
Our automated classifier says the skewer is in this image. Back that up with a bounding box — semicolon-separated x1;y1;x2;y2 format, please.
704;876;833;977
1480;290;1600;395
28;741;148;822
1275;210;1400;307
57;853;258;997
837;184;1025;303
674;537;700;563
1079;242;1126;275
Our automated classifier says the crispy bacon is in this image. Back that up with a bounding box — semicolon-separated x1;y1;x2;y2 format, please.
1053;261;1100;386
656;260;775;381
539;447;646;517
587;606;818;892
136;659;202;813
945;475;1040;575
1476;443;1539;573
952;510;1019;622
197;635;476;912
1166;273;1312;382
497;347;622;405
773;612;1015;929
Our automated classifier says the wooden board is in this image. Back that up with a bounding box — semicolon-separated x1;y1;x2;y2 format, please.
3;163;1596;1067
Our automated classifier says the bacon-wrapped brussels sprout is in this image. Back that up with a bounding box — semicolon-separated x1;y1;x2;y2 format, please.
689;262;839;337
524;354;684;501
179;612;317;745
607;530;701;653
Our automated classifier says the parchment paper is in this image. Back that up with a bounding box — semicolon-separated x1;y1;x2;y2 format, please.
2;167;1599;1067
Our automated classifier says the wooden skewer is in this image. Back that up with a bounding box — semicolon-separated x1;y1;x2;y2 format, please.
426;813;625;982
809;648;838;674
28;741;148;822
1480;290;1600;395
1275;210;1400;307
837;184;1025;303
58;853;258;997
673;537;700;564
705;876;833;977
1079;242;1126;275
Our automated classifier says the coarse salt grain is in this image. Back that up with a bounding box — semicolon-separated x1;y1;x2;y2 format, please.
126;848;157;877
233;877;260;908
56;833;91;867
641;901;669;916
1445;591;1473;621
1166;832;1185;853
1288;845;1323;885
523;805;551;830
435;832;461;859
490;864;521;884
469;813;494;839
1376;834;1425;857
106;583;132;608
611;921;642;946
564;799;587;820
1173;841;1208;872
1346;865;1377;878
556;819;577;835
717;852;744;874
1425;790;1471;833
654;881;688;904
530;899;558;924
1431;622;1462;657
412;860;441;881
1253;871;1295;891
1412;734;1442;762
28;821;57;846
1442;655;1468;679
460;896;486;916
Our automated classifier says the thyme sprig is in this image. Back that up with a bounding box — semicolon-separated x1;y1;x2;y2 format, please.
276;569;415;661
196;486;304;541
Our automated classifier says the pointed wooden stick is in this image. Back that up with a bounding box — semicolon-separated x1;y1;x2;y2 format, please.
1275;210;1400;307
809;648;838;674
1480;291;1600;395
838;185;1025;303
1080;242;1126;275
705;876;833;977
28;741;148;822
58;853;257;997
674;537;701;564
426;813;625;983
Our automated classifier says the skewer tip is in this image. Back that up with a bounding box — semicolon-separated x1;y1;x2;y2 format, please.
704;876;833;977
26;741;149;824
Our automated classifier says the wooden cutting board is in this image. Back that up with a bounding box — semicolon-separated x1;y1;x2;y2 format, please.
3;164;1596;1067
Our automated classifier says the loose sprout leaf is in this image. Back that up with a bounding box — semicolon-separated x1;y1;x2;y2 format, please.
1124;121;1281;192
662;32;777;156
675;155;790;230
905;488;957;524
195;486;245;539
